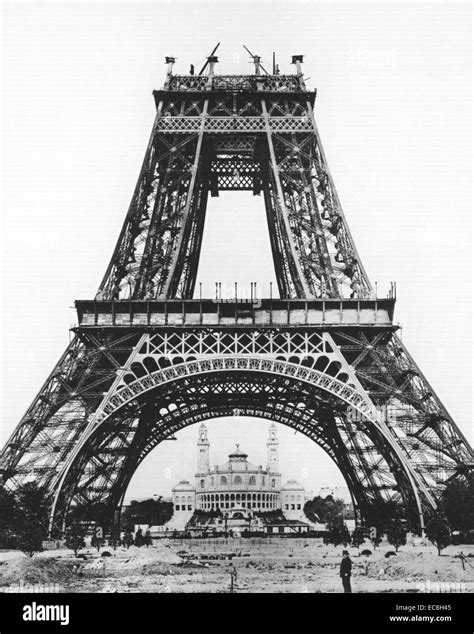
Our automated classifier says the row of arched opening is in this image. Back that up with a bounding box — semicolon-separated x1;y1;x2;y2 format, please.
199;475;276;488
121;353;351;387
122;355;199;386
197;492;279;511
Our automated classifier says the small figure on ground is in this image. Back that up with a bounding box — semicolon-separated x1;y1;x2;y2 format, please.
340;549;352;593
229;562;238;592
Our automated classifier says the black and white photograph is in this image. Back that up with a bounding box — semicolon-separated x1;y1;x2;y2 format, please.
0;1;472;632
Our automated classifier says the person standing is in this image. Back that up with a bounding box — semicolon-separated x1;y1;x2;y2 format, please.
340;550;352;593
229;562;238;593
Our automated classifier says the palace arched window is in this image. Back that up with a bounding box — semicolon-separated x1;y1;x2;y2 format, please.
200;479;205;489
249;476;256;485
220;476;227;485
234;475;242;485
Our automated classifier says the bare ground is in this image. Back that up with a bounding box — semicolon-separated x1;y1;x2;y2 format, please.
0;539;473;593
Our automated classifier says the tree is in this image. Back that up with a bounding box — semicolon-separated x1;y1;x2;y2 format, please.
134;527;144;547
109;536;119;550
123;529;133;549
304;495;346;524
18;526;47;558
441;476;474;533
425;513;451;556
65;522;86;557
108;529;120;551
0;485;18;548
351;526;365;550
370;527;382;550
91;531;104;552
324;519;351;547
386;519;407;552
67;502;111;534
15;483;49;557
365;499;405;533
0;483;50;556
121;497;173;528
341;523;351;546
144;530;152;547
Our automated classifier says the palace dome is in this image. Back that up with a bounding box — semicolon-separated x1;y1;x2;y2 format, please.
173;480;196;492
218;445;260;472
281;479;305;491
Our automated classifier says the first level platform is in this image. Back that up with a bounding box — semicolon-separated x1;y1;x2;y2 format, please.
75;298;395;329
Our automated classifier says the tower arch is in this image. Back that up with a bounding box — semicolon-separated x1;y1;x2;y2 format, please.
46;357;437;533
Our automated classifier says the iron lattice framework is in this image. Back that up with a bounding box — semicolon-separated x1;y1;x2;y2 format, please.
97;56;371;301
1;52;472;535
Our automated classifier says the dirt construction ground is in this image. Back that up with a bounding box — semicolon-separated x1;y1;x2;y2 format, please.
0;538;473;593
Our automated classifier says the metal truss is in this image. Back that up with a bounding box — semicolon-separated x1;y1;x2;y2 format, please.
159;116;314;133
334;331;473;490
168;74;302;93
3;321;468;534
1;53;472;537
44;354;431;533
0;331;141;489
96;58;371;301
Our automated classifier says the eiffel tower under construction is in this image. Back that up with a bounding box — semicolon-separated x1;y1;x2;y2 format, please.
1;45;472;535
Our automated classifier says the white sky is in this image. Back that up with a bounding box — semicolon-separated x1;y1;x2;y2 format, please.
0;0;471;501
